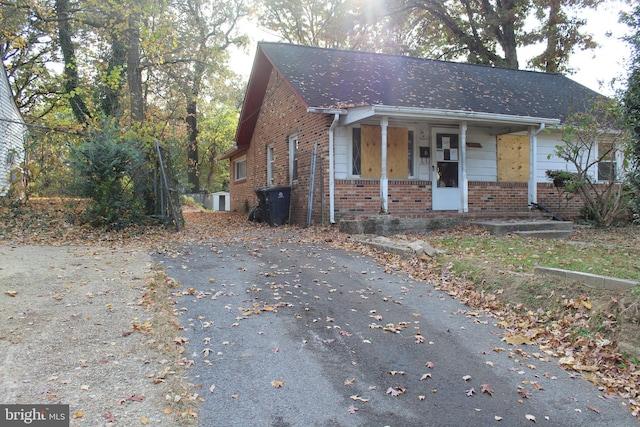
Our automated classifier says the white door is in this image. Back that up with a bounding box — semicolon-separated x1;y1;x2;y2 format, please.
432;129;462;210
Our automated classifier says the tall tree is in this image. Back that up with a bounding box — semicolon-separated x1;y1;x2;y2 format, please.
163;0;249;192
528;0;601;73
622;3;640;217
259;0;401;52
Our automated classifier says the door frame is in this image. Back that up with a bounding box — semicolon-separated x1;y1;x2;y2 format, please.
431;127;462;211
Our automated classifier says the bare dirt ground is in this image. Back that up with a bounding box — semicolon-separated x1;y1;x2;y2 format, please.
0;245;181;426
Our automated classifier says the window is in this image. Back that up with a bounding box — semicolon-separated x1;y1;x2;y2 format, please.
408;130;414;177
234;156;246;181
597;141;616;181
267;145;275;185
289;134;298;183
352;127;361;176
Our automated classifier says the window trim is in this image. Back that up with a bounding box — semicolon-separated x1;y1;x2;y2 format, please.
289;134;298;184
597;141;617;182
267;144;275;185
350;127;362;177
234;155;247;182
408;129;415;178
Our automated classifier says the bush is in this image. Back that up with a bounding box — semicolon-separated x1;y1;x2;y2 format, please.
69;124;148;230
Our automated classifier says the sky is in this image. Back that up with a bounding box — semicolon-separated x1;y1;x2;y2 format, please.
230;2;633;97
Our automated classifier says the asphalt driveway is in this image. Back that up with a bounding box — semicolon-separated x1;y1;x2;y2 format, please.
155;227;636;427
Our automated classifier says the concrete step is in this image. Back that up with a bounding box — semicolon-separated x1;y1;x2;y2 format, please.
472;220;573;235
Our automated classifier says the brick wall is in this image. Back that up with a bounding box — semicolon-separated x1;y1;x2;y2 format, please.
332;180;591;221
467;181;528;212
229;69;332;225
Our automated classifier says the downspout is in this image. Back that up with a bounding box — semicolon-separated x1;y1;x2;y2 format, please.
329;113;340;224
460;121;468;213
529;123;545;206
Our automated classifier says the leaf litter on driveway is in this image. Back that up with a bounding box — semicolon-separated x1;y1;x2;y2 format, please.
156;211;638;426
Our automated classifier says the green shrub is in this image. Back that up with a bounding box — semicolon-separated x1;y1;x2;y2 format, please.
69;123;148;230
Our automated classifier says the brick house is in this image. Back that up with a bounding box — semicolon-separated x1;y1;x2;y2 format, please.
0;62;25;196
221;42;617;227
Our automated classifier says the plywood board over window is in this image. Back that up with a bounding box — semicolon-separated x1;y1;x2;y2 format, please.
361;125;409;179
497;134;529;182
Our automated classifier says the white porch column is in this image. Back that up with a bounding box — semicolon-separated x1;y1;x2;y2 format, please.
528;125;543;206
380;116;389;214
460;121;468;213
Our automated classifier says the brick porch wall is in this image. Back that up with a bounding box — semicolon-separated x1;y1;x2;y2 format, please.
332;180;588;221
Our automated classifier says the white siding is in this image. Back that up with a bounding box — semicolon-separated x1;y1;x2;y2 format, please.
466;128;497;181
0;64;25;195
334;126;349;179
536;131;577;182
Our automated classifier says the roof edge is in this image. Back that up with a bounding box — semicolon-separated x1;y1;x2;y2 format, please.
342;104;562;126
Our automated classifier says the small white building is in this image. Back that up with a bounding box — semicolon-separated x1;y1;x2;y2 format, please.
0;62;25;195
204;191;230;211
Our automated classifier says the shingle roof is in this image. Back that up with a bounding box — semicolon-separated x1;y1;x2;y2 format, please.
259;42;604;122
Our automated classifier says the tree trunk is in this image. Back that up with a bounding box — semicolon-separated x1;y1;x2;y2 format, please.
127;11;144;122
186;100;200;191
55;0;91;124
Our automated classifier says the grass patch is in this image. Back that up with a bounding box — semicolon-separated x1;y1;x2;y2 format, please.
436;233;640;281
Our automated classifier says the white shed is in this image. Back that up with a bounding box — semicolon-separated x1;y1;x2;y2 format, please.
204;191;230;211
0;62;25;195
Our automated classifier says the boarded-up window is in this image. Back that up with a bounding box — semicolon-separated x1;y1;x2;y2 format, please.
361;125;408;179
497;134;529;182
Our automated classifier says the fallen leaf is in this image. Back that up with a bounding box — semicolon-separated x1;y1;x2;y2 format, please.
163;407;173;414
271;380;284;388
586;405;600;414
419;373;432;381
73;411;83;419
141;417;150;424
418;395;426;400
466;388;475;396
350;395;369;402
386;386;406;397
463;375;472;381
425;361;435;368
209;384;216;393
481;383;494;396
80;385;90;391
344;378;356;386
4;290;17;297
525;414;536;422
495;415;503;421
348;405;358;414
504;334;533;345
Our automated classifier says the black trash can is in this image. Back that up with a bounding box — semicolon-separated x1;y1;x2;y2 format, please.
262;185;291;226
252;187;268;223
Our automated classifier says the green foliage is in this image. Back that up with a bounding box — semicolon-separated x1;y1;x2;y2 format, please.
69;122;147;229
556;98;631;227
622;4;640;221
545;169;582;193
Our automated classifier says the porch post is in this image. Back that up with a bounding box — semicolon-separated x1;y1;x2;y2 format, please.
460;121;468;213
380;116;389;214
528;125;542;206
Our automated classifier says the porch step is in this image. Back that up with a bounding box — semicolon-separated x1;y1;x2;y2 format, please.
472;220;574;239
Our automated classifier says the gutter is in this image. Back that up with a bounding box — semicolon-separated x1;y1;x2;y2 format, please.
307;108;347;224
347;105;561;127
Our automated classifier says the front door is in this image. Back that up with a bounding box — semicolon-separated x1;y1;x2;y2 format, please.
432;129;462;210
